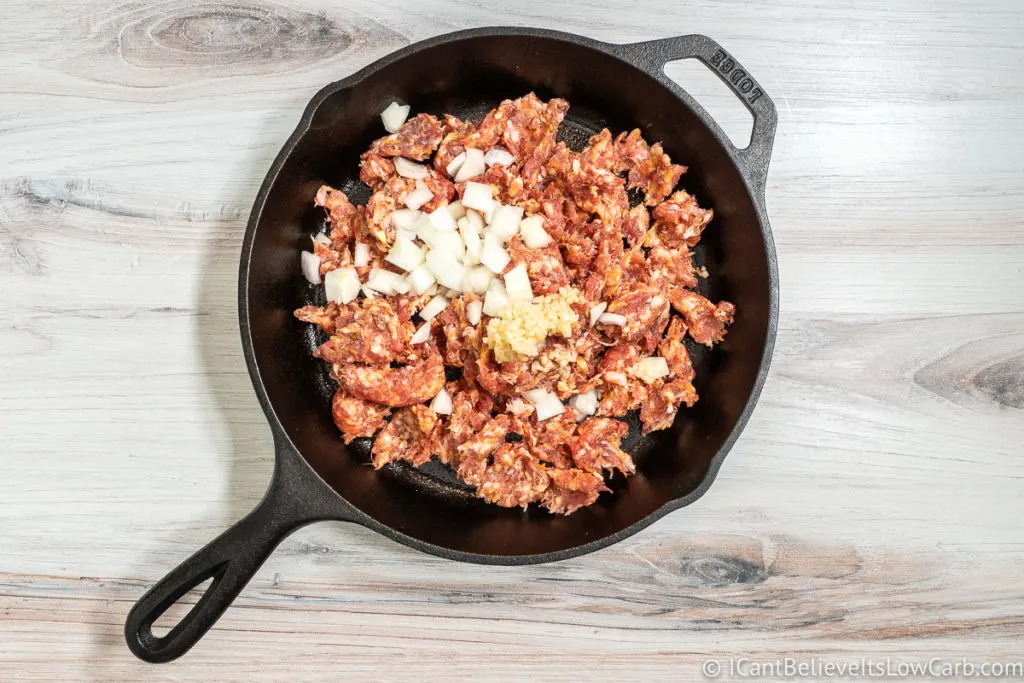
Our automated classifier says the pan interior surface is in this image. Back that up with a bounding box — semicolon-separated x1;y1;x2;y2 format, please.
245;33;772;558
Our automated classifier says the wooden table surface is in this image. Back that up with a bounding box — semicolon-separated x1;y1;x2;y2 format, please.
2;0;1022;680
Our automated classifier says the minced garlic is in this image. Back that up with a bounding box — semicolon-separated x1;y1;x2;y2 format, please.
484;287;581;363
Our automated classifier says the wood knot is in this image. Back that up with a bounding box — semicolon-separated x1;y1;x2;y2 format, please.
678;555;768;587
144;3;348;64
972;355;1024;409
59;0;403;87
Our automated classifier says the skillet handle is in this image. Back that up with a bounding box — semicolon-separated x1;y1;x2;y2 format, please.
124;436;351;663
615;35;778;195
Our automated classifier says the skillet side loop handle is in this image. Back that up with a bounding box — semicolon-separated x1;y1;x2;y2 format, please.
124;437;344;663
615;34;778;195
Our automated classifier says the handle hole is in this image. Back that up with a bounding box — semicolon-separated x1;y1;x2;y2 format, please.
664;59;754;149
151;577;215;638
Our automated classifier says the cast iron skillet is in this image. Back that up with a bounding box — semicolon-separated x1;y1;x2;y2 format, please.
125;27;778;663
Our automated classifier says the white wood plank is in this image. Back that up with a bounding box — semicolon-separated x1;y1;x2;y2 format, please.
1;0;1023;679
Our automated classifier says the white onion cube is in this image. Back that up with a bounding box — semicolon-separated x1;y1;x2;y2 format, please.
503;263;532;302
459;218;483;265
447;200;467;220
465;210;484;234
522;389;564;422
428;205;458;232
488;204;523;242
390;209;422;231
404;185;434;211
324;267;360;304
589;302;608;327
462;182;495;213
353;242;370;267
429;388;453;414
454;148;486;182
406;264;436;294
426;249;467;290
568;389;599;420
480;234;511;274
381;101;410;133
385;236;424;272
394;157;429;180
366;268;402;295
484;146;515;167
446;151;467;178
599;312;628;326
463;265;494;295
483;278;510;317
410;321;431;345
466;300;483;325
301;250;321;284
519;215;552;248
419;294;449;321
635;356;670;382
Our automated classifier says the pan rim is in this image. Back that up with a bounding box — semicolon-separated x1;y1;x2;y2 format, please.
238;26;779;564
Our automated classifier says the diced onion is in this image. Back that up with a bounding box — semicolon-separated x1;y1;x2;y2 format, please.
389;209;422;231
391;278;411;294
426;249;467;291
394;157;429;180
459;217;482;265
463;265;494;295
589;302;608;327
484;146;515;167
301;250;321;284
484;200;498;224
635;356;670;382
419;294;449;321
406;264;436;294
447;200;467;220
410;322;431;345
519;215;552;248
462;182;495;213
480;233;511;274
483;278;510;317
366;268;404;295
381;101;410;133
385;236;424;272
466;300;483;325
503;262;533;302
488;204;524;243
445;151;467;178
396;228;417;243
404;184;434;211
568;389;599;419
324;267;359;304
419;223;465;260
465;210;484;234
416;222;440;247
311;232;331;247
522;389;564;422
599;312;627;326
361;285;378;299
439;230;467;260
428;205;457;232
430;387;453;414
522;389;548;404
454;148;486;182
353;242;370;267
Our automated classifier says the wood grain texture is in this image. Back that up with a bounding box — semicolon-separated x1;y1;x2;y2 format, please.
1;0;1023;680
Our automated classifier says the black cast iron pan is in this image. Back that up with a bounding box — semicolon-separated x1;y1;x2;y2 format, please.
125;27;778;663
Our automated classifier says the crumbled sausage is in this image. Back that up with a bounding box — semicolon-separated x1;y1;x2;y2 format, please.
295;93;734;514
